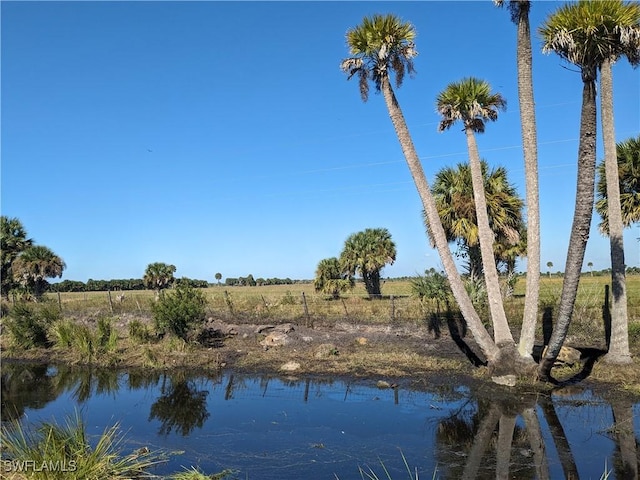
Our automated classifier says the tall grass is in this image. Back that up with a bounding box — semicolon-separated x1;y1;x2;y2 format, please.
50;317;118;363
0;411;165;479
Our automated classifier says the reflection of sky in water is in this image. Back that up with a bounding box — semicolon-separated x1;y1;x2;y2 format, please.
5;367;638;480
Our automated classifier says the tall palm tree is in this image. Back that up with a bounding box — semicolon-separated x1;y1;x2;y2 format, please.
595;1;640;365
143;262;177;297
341;14;500;362
339;228;395;298
538;0;615;380
314;257;354;299
0;216;33;298
430;161;526;281
494;0;541;359
11;245;65;300
597;135;640;230
436;77;514;348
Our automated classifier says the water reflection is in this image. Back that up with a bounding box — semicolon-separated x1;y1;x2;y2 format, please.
1;364;638;479
149;373;210;436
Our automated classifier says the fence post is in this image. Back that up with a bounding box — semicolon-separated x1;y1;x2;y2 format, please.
390;295;396;322
107;290;114;314
224;290;234;316
301;292;310;327
57;292;62;312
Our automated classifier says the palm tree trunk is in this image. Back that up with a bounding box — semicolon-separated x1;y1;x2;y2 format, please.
538;77;598;381
600;59;631;364
515;4;540;359
379;76;499;361
465;129;514;347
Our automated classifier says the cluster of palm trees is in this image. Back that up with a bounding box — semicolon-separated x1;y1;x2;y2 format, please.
340;0;639;383
314;227;396;299
0;216;65;301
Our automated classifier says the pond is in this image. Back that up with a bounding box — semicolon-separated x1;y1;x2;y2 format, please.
1;363;639;479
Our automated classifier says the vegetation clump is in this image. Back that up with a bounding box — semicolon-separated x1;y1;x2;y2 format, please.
0;412;164;479
4;301;60;349
152;281;207;340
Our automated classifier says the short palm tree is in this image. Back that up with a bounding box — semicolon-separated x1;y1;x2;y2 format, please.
0;216;33;298
314;257;354;300
341;14;499;361
11;245;65;300
430;161;526;281
436;77;513;348
494;0;541;359
538;0;624;379
339;228;396;298
143;262;177;297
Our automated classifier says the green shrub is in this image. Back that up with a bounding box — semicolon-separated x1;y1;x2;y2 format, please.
4;303;56;348
51;319;76;348
128;319;152;343
73;324;95;359
96;317;118;352
152;283;207;340
279;290;298;306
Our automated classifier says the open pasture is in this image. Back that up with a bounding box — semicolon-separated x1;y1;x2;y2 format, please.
43;275;640;348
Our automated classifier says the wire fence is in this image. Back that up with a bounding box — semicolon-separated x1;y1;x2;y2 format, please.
41;283;639;349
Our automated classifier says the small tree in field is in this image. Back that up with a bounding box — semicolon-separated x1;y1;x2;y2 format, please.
314;257;354;299
339;228;396;299
143;262;176;298
215;272;222;285
152;280;206;340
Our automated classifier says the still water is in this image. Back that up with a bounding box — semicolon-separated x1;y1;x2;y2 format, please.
2;363;639;479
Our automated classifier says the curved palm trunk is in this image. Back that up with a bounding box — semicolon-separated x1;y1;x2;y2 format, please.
600;59;631;364
379;77;499;361
465;129;514;347
539;77;598;381
515;3;540;359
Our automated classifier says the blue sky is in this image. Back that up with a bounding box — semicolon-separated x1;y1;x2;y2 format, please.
2;1;639;283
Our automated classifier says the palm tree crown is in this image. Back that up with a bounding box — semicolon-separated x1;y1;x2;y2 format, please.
314;257;354;299
12;245;65;299
1;216;34;297
340;228;396;298
596;135;640;232
143;262;177;292
436;77;507;133
430;160;525;278
539;0;640;80
494;0;531;25
340;14;417;102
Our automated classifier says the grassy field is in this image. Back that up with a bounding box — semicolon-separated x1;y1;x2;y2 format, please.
35;274;640;349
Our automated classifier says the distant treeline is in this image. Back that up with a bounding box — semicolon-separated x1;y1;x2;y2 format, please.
49;277;209;293
223;276;308;287
44;267;640;293
49;276;311;292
